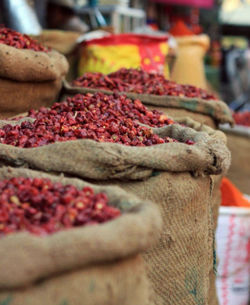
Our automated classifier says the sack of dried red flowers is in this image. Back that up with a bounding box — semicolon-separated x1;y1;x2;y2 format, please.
0;166;161;305
0;27;69;119
67;68;233;128
0;92;231;305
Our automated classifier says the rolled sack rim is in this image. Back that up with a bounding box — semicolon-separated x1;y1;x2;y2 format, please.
0;166;162;289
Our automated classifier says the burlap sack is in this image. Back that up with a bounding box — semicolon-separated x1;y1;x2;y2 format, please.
32;30;82;82
173;118;224;221
0;42;69;119
32;30;81;56
0;44;69;82
0;166;162;305
62;82;234;128
0;78;62;119
220;125;250;194
0;117;231;305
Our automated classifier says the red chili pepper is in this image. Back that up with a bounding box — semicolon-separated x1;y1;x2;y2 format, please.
0;177;120;236
72;68;217;101
0;27;49;52
2;92;187;148
233;111;250;127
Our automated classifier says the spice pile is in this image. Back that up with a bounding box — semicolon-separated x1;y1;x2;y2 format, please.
72;68;216;100
28;92;174;127
0;27;48;52
0;177;120;236
233;111;250;127
0;93;186;148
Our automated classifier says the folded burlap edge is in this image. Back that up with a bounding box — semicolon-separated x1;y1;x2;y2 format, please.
0;118;231;179
0;44;69;82
0;166;162;289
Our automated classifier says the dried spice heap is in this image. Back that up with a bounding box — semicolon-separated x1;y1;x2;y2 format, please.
72;72;131;92
29;92;174;128
233;111;250;127
0;27;49;52
0;93;184;148
0;177;120;236
72;68;217;100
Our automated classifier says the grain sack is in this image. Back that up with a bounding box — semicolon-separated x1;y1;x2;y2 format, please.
63;82;233;128
0;166;162;305
220;125;250;194
0;117;231;305
0;30;69;119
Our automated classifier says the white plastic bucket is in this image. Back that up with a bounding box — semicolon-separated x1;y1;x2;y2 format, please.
216;205;250;305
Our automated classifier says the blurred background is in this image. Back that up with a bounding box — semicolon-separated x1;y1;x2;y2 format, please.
0;0;250;111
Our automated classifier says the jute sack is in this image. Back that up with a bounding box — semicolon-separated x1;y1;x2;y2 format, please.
62;82;234;128
0;78;62;119
31;30;82;82
220;125;250;194
0;118;231;305
0;166;162;305
174;119;222;305
0;43;69;119
31;30;81;56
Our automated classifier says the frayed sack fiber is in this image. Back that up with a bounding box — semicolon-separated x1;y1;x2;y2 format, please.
0;166;162;305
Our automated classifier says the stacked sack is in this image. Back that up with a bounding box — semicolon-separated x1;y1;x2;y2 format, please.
0;27;69;119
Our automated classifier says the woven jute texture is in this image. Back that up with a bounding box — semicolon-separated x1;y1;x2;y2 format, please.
0;43;69;119
220;126;250;194
172;118;222;305
31;30;81;82
0;116;231;305
32;30;81;56
0;166;161;305
63;82;234;127
0;44;69;82
0;78;62;119
0;255;148;305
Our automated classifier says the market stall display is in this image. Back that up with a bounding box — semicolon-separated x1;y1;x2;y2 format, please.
0;92;231;305
0;166;161;305
0;27;69;119
1;0;247;301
